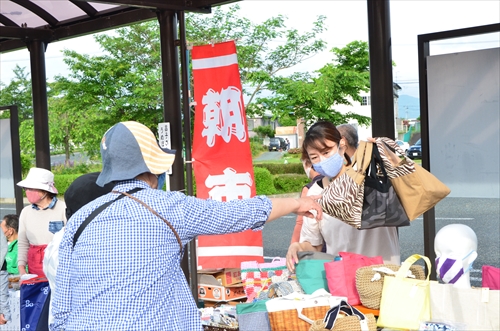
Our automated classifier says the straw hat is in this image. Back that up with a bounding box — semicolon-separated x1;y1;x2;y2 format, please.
17;167;58;194
96;121;176;187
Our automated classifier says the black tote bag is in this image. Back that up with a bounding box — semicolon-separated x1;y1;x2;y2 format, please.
361;143;410;229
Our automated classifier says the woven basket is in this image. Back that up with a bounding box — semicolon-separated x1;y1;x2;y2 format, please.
355;263;425;309
309;314;377;331
309;313;377;331
268;305;330;331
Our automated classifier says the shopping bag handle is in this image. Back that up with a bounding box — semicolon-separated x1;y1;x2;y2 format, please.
346;141;373;185
323;300;369;331
397;254;432;281
295;294;343;325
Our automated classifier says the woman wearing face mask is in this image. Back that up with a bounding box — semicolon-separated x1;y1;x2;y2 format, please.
16;168;66;277
286;121;400;272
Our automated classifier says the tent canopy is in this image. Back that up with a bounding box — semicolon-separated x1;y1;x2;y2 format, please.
0;0;237;52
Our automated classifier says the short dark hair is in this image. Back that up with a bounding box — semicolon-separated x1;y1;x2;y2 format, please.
2;214;19;233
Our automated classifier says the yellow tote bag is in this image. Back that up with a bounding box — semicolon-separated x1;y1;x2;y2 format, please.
377;254;432;330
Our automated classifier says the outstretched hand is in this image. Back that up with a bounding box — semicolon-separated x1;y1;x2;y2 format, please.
294;194;322;221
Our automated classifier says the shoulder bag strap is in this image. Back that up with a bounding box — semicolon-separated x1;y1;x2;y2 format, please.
72;187;143;247
117;191;183;252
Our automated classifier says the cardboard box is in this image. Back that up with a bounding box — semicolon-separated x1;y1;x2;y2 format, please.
198;268;242;286
198;274;246;302
214;268;241;286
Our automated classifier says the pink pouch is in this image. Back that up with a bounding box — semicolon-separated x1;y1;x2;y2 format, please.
324;251;383;305
482;265;500;290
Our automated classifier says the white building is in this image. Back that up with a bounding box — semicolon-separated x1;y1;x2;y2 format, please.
334;83;402;141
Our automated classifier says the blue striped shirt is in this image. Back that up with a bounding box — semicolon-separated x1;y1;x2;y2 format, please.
50;180;271;331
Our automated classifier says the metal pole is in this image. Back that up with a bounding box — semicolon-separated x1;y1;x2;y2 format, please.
418;36;436;280
157;10;190;281
178;10;198;303
367;0;395;139
28;40;51;170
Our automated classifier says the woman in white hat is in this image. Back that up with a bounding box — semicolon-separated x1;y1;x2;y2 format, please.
16;167;66;277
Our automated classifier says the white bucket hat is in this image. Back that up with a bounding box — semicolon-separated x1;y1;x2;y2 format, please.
17;167;58;194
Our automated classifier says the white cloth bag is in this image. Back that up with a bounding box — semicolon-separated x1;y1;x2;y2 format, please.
430;281;500;330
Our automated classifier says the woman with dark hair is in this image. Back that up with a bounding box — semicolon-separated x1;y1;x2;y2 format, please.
16;168;66;277
286;121;400;272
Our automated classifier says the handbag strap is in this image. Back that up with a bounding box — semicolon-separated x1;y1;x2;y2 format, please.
72;187;143;247
117;191;183;252
397;254;432;281
352;141;371;173
324;300;369;330
366;142;390;185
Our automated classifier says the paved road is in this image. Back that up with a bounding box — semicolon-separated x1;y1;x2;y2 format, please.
50;152;89;166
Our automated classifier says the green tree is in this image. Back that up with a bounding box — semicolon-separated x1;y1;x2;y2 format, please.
52;22;164;158
49;5;327;157
257;41;372;127
0;66;33;121
253;125;275;138
186;5;327;117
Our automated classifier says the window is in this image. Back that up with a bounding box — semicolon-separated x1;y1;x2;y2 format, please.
361;96;371;106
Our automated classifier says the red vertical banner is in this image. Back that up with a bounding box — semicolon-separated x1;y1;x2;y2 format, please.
192;41;264;270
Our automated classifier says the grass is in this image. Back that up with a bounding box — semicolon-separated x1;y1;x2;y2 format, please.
252;152;302;165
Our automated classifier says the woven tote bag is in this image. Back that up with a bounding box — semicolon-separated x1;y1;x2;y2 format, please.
355;263;426;309
309;300;377;331
265;290;345;331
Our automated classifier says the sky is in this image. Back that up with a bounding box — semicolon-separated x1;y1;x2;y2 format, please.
0;0;499;98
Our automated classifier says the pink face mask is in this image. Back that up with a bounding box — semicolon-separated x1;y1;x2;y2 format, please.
26;190;44;204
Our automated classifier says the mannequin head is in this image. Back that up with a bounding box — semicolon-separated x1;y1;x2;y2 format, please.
435;224;478;288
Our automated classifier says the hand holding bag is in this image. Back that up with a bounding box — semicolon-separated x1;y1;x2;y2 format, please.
376;137;450;220
324;252;383;305
355;263;426;309
295;251;335;294
309;300;377;331
377;254;432;330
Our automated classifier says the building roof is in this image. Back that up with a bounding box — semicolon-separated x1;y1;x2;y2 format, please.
0;0;238;53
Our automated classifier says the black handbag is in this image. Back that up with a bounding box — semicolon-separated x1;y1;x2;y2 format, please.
360;143;410;229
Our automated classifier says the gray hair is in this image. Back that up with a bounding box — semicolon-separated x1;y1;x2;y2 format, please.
337;124;359;149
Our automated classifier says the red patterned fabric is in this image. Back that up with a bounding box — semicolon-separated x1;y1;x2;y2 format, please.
192;41;263;269
241;258;287;302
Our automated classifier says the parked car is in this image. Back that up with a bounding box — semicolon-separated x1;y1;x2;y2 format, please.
269;137;287;152
406;138;422;159
268;137;281;151
395;140;409;152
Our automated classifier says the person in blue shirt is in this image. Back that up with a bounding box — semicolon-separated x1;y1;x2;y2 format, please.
51;121;322;331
